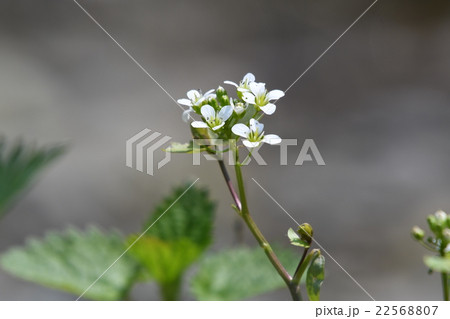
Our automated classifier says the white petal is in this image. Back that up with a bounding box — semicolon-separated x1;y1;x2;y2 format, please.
232;124;250;138
255;120;264;133
263;134;282;145
177;98;192;106
204;89;215;96
211;122;225;131
242;92;256;104
249;118;257;132
237;87;250;93
200;104;216;120
243;139;261;148
234;106;245;115
260;103;276;115
218;105;233;121
243;73;255;83
187;89;201;100
224;80;238;87
191;121;208;128
267;89;285;101
193;96;206;106
182;109;192;122
250;82;266;97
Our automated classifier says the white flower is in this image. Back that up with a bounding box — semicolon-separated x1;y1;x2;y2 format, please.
232;118;281;148
191;104;233;131
242;82;284;115
230;98;247;115
224;73;255;93
178;89;216;122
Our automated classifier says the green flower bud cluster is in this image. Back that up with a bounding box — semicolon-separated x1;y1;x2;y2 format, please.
412;210;450;261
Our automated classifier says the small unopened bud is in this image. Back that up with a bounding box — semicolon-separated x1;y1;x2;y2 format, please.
220;95;230;106
411;226;425;241
443;228;450;242
208;97;219;110
298;223;313;244
428;210;448;236
234;102;246;115
435;210;447;224
427;215;438;233
216;86;226;95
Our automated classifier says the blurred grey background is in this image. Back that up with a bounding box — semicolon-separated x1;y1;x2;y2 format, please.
1;0;450;300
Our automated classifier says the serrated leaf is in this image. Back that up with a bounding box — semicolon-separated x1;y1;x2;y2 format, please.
144;183;215;250
0;137;65;217
424;256;450;273
0;227;139;300
128;235;201;284
190;246;298;300
306;254;325;301
287;228;310;248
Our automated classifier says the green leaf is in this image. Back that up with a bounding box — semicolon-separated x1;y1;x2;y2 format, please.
424;256;450;273
144;183;215;250
164;141;196;153
0;137;65;217
128;236;201;284
287;228;299;241
287;228;310;248
165;140;222;154
190;246;298;300
0;227;139;300
306;254;325;301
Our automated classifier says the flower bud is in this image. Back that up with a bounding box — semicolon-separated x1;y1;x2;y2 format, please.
216;86;227;96
411;226;425;241
435;210;447;224
428;210;448;236
208;97;220;110
427;215;439;234
442;228;450;242
220;95;230;106
298;223;313;244
215;86;229;106
234;101;247;115
443;228;450;242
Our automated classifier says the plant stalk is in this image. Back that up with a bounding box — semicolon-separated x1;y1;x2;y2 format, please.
235;163;300;299
442;273;449;301
160;276;182;301
218;160;241;211
216;149;302;300
292;247;310;286
439;246;449;301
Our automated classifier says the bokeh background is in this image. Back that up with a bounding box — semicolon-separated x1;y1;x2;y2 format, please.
1;0;450;300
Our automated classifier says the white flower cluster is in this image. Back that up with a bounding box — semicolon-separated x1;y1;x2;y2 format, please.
177;73;284;148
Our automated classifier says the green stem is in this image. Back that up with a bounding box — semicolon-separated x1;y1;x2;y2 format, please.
293;249;320;287
160;277;182;301
442;273;449;301
417;240;438;252
232;149;300;300
292;247;310;286
218;160;241;210
241;148;254;166
439;246;449;301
